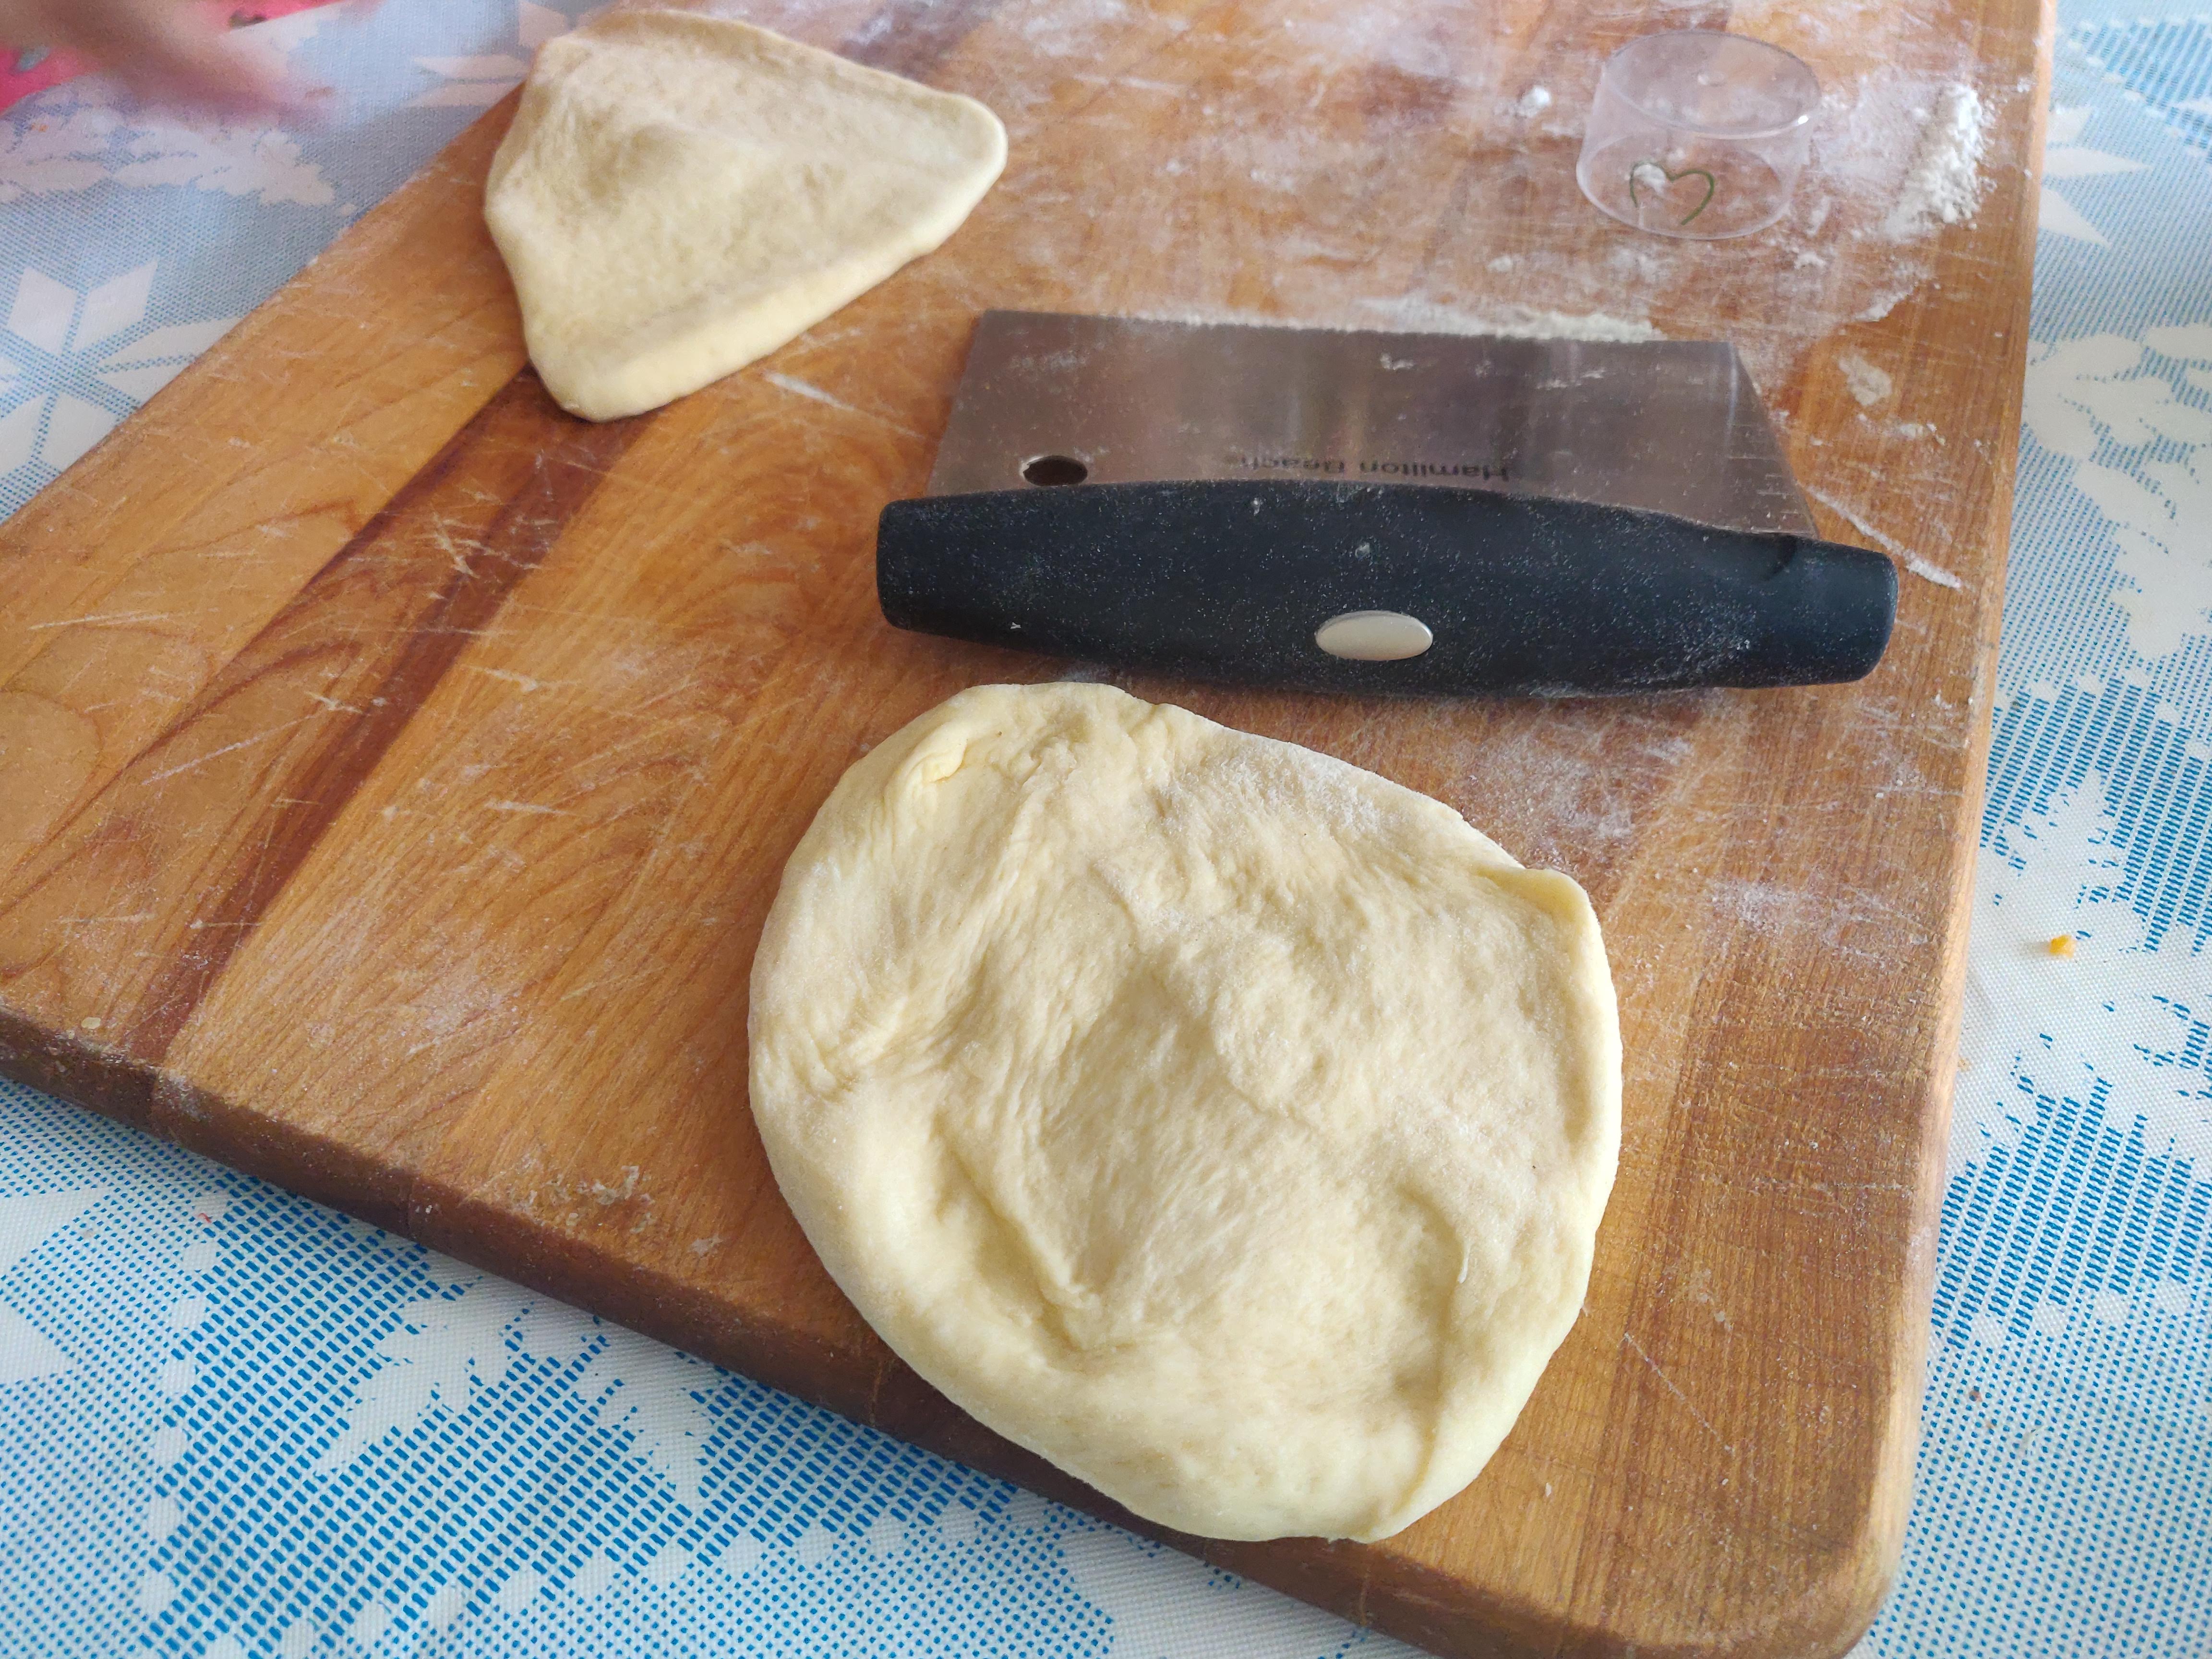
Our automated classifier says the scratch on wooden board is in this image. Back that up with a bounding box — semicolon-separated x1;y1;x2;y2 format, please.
420;513;492;579
26;610;185;631
865;1354;890;1425
1623;1331;1735;1455
1806;486;1966;589
761;371;924;438
763;370;861;411
1070;71;1182;93
487;800;569;815
140;717;314;784
558;964;668;1002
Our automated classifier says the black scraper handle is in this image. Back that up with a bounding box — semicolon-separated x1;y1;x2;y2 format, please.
877;480;1896;697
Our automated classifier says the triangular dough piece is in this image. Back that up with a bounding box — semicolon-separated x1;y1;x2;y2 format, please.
485;11;1006;421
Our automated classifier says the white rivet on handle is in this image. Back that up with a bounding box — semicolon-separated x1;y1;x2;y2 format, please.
1315;610;1434;661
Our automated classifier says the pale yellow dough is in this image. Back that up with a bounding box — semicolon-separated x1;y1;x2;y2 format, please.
748;684;1621;1542
484;11;1006;421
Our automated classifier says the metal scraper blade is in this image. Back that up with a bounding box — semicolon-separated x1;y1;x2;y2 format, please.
925;310;1816;538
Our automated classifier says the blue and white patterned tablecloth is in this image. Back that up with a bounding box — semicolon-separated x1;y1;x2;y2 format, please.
2;0;2209;1653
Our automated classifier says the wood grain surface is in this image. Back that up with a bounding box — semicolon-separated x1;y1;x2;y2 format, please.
0;0;2051;1653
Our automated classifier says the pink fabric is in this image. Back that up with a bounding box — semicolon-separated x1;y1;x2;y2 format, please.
0;0;339;113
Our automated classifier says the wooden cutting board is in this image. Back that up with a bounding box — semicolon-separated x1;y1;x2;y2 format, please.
0;0;2047;1653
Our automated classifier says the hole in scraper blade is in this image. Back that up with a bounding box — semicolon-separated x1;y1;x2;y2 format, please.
1021;454;1089;486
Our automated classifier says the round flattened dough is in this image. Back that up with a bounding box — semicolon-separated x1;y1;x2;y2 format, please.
748;683;1621;1542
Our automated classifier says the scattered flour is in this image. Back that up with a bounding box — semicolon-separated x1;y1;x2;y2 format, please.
1357;295;1662;342
1905;554;1966;590
1130;299;1663;344
1517;85;1552;117
986;13;2003;463
1858;284;1917;323
1884;84;1988;238
1838;351;1894;407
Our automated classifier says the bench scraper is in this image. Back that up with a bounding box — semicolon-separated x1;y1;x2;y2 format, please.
876;311;1895;697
